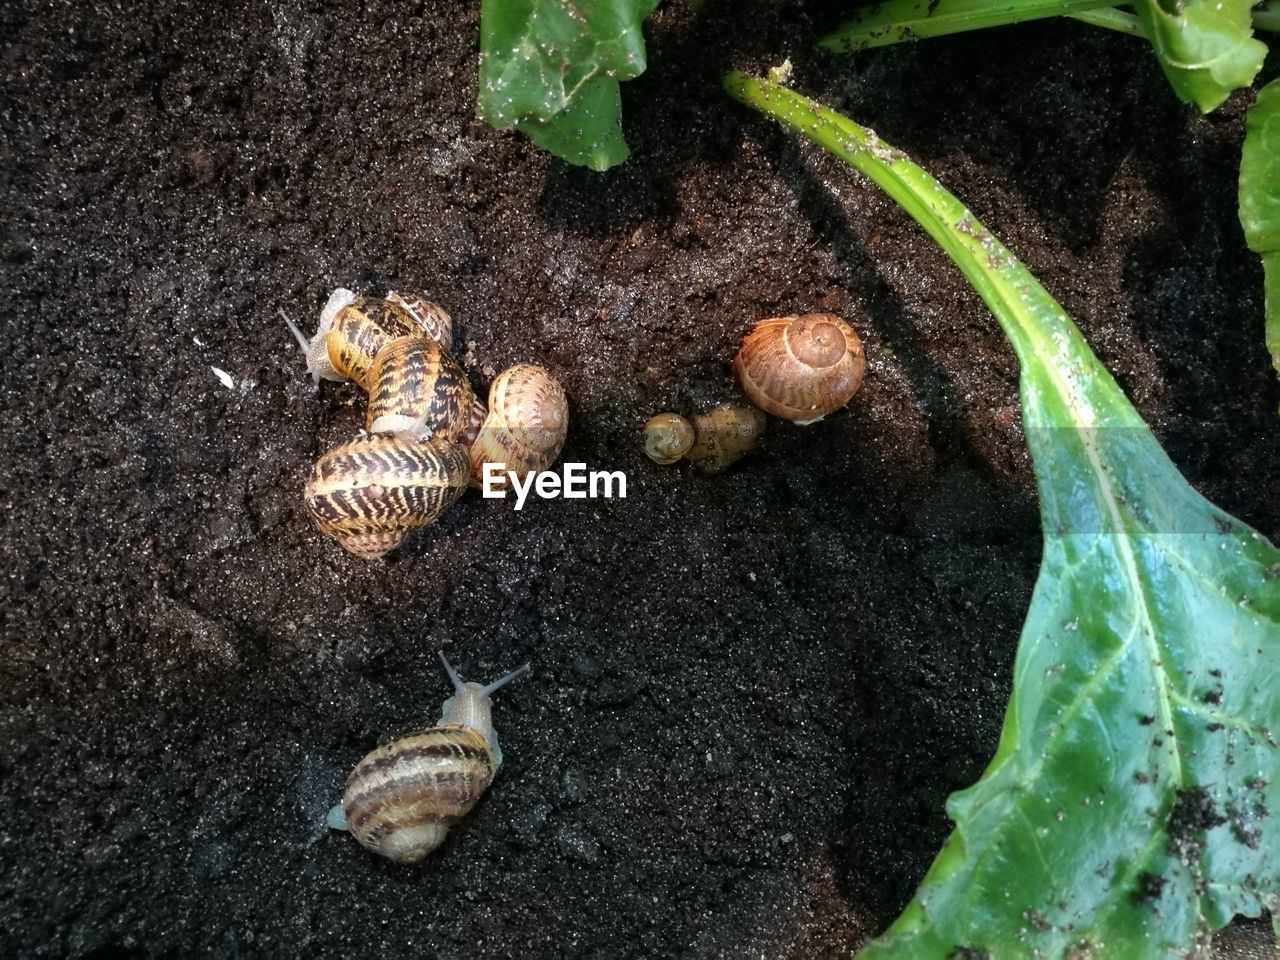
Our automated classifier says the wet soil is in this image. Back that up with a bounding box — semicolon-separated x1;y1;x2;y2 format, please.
2;1;1278;957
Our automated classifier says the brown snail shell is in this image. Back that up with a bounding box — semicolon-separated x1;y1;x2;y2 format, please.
282;290;455;389
328;653;529;863
733;313;866;424
643;413;696;465
686;402;766;475
365;336;474;443
468;364;569;490
386;292;453;354
304;433;470;560
463;396;488;448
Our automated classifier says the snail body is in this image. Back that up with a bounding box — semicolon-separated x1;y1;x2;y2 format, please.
304;433;470;559
365;336;474;443
733;313;865;424
328;653;530;863
468;364;569;490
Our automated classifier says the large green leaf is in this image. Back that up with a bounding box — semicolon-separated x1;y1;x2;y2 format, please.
477;0;659;171
1239;78;1280;389
724;71;1280;958
1131;0;1265;112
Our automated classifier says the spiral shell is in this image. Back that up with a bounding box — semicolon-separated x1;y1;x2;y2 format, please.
468;364;568;490
328;653;529;863
365;336;474;443
686;402;766;475
733;313;866;424
336;724;494;863
282;290;455;389
387;292;453;354
304;433;470;560
643;413;696;465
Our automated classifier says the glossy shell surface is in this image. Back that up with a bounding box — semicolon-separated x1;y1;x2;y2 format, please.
687;402;766;475
733;313;865;423
365;336;474;442
642;413;696;465
339;724;495;864
304;433;470;559
468;364;568;489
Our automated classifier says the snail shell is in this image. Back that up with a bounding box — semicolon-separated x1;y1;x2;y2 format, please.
686;402;766;475
642;413;696;465
327;653;529;863
463;396;488;448
386;292;453;354
304;433;470;560
468;364;569;490
365;336;474;443
733;313;866;424
282;289;455;389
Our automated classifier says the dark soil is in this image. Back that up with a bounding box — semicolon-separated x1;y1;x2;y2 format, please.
2;1;1278;958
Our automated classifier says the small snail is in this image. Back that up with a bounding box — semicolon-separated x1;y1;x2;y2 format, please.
365;336;474;443
304;433;470;559
327;652;530;863
643;402;766;475
642;413;696;465
468;364;569;490
281;289;454;389
733;313;865;424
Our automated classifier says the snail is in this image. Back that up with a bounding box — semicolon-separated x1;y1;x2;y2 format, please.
468;364;569;490
642;413;696;465
327;652;530;863
281;289;453;389
643;402;766;475
733;313;865;424
365;336;474;443
304;433;470;559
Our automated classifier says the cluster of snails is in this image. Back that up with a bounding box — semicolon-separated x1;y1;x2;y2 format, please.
643;312;866;473
328;652;528;863
284;289;569;559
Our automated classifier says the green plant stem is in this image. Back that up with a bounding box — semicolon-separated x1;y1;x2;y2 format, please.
818;0;1116;50
1254;2;1280;33
722;70;1066;383
1067;7;1144;35
822;0;1280;49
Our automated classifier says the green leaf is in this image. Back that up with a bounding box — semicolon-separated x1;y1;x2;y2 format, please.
818;0;1122;52
1240;78;1280;383
477;0;659;170
515;74;630;171
1131;0;1265;112
724;71;1280;958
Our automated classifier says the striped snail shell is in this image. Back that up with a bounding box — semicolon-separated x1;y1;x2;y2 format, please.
468;364;569;490
642;413;696;465
304;433;470;560
281;289;454;389
327;652;530;863
463;396;488;448
386;292;453;354
733;313;866;424
365;336;474;443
